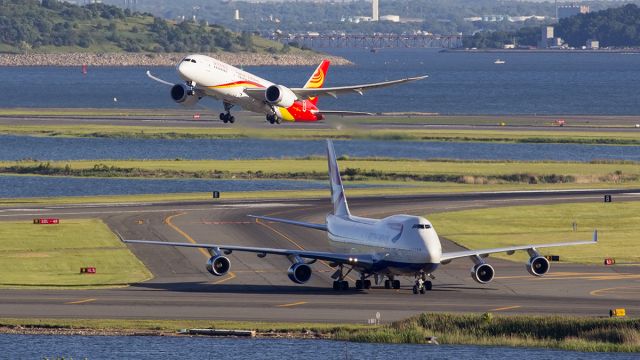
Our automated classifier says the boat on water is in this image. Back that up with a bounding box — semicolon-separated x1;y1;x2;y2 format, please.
494;59;506;64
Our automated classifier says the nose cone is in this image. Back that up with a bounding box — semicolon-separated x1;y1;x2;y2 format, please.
424;231;442;264
177;61;191;81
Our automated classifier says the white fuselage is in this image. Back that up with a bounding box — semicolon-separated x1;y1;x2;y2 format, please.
326;213;442;275
177;54;275;114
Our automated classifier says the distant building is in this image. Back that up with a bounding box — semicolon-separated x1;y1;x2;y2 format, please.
586;39;599;49
380;15;400;22
372;0;379;21
234;9;240;21
557;4;590;20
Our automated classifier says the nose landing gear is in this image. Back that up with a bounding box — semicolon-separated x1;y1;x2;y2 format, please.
220;102;235;124
412;273;433;294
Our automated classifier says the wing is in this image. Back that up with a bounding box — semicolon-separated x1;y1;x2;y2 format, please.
122;239;372;268
440;230;598;263
248;215;327;231
290;75;428;99
242;75;427;101
146;70;174;86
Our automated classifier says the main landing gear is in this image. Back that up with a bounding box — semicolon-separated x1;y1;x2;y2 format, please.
220;102;235;124
355;273;372;290
332;265;352;291
383;277;401;290
266;113;281;124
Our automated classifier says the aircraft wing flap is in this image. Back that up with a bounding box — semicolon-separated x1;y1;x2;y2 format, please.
440;230;598;263
122;239;373;267
289;75;428;99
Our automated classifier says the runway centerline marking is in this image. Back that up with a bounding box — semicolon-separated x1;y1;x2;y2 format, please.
65;298;97;305
490;305;521;312
164;212;237;284
276;301;308;308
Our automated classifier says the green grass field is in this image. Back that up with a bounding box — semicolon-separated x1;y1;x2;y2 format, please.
429;201;640;264
0;219;151;287
1;123;639;145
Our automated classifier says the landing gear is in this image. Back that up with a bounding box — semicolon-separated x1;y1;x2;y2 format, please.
266;113;280;124
412;273;433;295
331;265;353;291
355;273;372;290
384;277;401;289
220;102;235;124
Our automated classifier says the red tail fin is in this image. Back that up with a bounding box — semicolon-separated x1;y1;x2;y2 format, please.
303;60;330;106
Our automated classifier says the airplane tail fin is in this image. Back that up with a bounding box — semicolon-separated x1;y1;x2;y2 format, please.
326;139;350;217
303;60;330;106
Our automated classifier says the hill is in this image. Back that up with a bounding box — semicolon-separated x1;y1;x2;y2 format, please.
0;0;293;54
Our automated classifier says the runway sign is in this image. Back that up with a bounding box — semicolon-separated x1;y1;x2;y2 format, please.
33;218;59;224
213;191;220;199
604;195;612;202
604;258;616;266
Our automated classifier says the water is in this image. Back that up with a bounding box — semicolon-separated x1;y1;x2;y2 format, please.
0;135;638;162
0;175;336;198
3;335;637;359
1;49;640;114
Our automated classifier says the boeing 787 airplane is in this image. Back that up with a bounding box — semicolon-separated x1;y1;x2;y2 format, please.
146;55;427;124
123;140;597;293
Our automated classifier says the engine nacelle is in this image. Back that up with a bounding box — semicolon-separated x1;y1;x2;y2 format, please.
527;256;550;277
471;263;495;284
206;255;230;276
170;84;200;106
265;85;297;108
287;263;312;284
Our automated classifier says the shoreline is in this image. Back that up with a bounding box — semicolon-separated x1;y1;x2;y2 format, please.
443;48;640;54
0;52;353;67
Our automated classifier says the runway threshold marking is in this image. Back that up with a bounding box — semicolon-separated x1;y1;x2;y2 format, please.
65;298;97;305
164;212;236;284
490;305;521;312
276;301;308;308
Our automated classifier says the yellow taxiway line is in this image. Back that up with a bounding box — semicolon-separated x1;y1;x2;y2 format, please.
490;305;521;312
164;212;236;285
276;301;308;308
65;298;97;305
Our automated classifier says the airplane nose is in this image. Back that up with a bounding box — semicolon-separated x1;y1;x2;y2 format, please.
177;62;188;78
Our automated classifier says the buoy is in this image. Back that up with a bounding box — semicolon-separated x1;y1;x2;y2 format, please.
81;64;87;74
113;97;118;102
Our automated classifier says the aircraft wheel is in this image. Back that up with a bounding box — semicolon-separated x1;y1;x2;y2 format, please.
275;117;281;124
364;280;371;289
355;280;363;290
340;280;349;291
425;281;433;291
333;281;340;290
392;280;401;289
228;116;235;124
384;280;391;289
219;113;225;121
412;285;418;294
419;287;425;294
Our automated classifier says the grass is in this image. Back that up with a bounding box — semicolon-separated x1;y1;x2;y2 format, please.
0;219;151;288
3;158;639;184
337;313;640;352
1;123;640;145
1;313;638;352
428;201;640;264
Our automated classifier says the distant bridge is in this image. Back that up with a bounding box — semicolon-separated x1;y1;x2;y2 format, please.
272;34;464;49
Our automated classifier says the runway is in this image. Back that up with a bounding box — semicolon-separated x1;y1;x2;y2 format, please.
2;111;639;131
1;189;639;323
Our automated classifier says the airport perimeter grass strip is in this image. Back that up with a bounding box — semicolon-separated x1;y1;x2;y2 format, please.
1;124;639;144
0;219;152;288
1;313;638;352
428;201;640;264
2;158;639;184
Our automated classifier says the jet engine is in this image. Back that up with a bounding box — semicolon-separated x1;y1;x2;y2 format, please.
526;256;550;277
206;255;231;276
170;84;200;106
265;85;297;108
287;263;312;284
471;263;495;284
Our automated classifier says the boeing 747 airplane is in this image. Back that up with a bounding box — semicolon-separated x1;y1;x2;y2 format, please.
146;55;427;124
122;140;597;293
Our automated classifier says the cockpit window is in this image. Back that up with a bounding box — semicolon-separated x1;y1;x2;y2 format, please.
191;59;196;63
412;224;431;229
183;58;191;62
